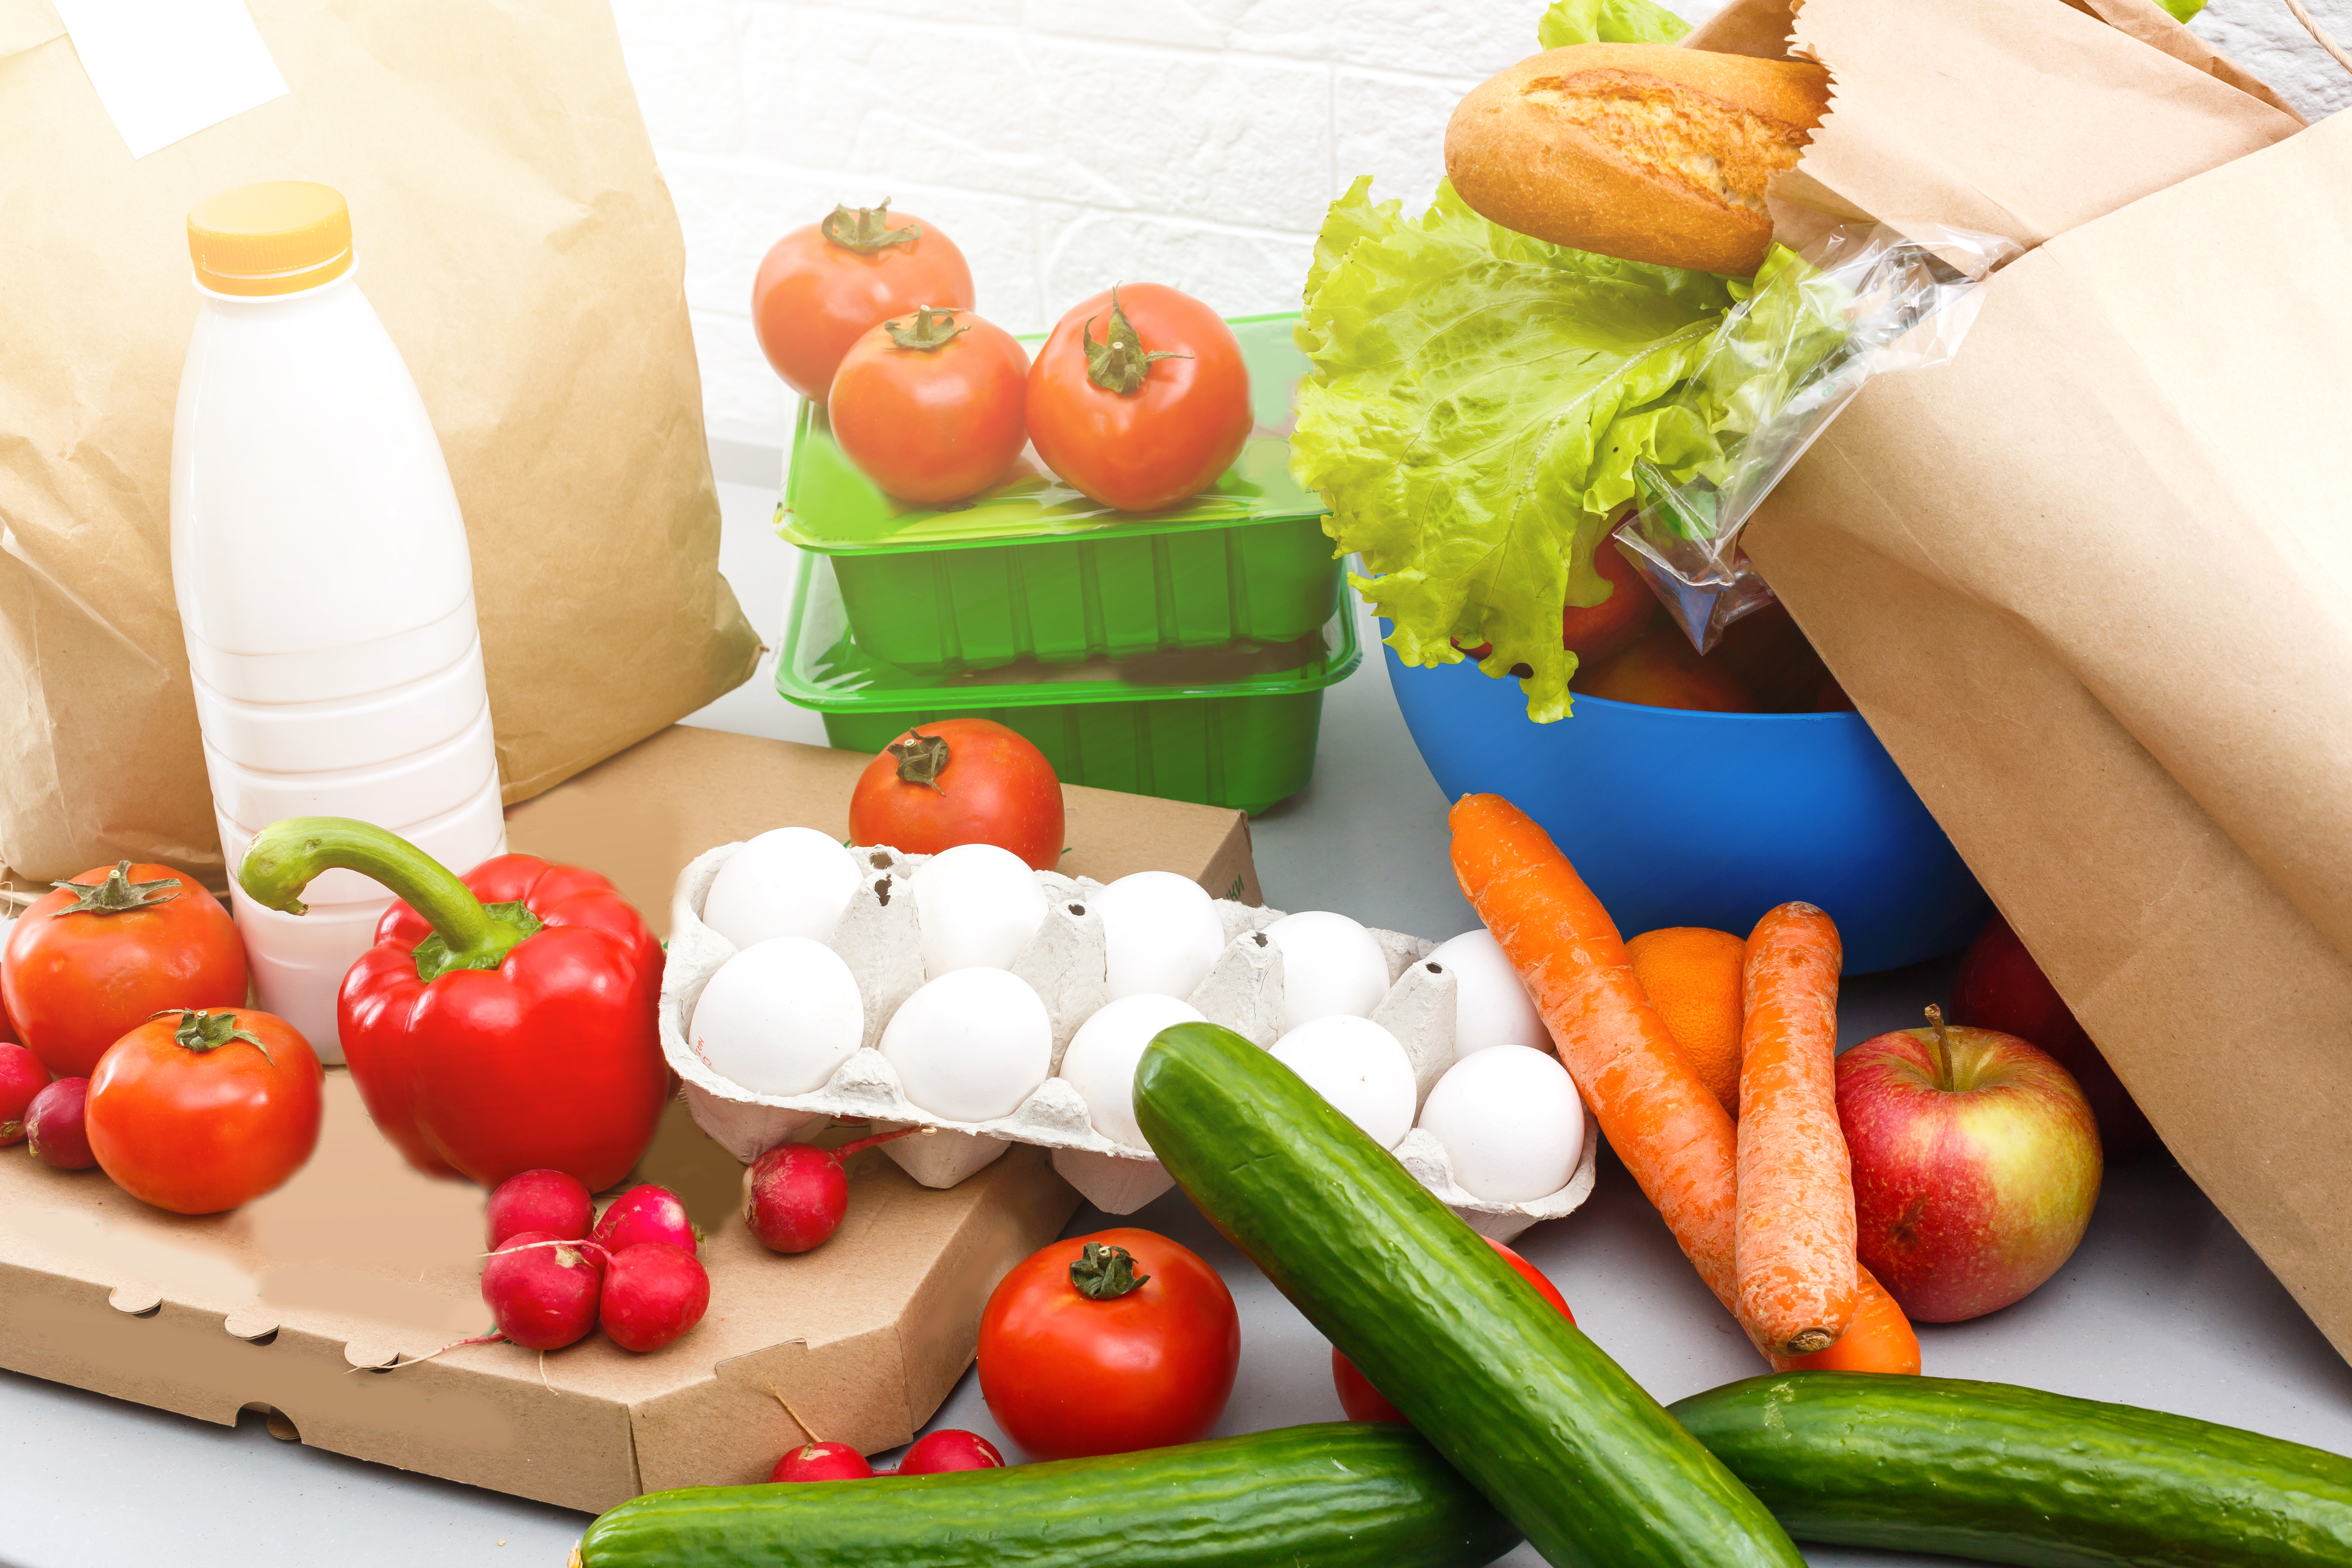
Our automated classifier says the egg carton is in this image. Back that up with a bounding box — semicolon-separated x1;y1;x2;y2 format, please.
658;841;1596;1239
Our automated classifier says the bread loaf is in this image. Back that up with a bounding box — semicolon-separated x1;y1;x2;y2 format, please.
1445;44;1831;276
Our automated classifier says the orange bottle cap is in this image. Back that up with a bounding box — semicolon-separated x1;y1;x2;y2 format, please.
187;181;353;297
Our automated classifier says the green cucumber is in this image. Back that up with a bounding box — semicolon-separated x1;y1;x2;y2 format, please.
575;1423;1518;1568
1671;1371;2352;1567
1133;1020;1802;1568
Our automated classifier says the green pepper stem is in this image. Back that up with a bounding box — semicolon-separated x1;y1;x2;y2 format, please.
237;816;525;973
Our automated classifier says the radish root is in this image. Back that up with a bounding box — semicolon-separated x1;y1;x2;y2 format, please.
762;1375;824;1445
348;1332;504;1374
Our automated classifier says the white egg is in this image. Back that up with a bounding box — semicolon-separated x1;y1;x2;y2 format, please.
688;936;864;1096
1269;1015;1417;1150
1058;994;1207;1149
1426;928;1547;1059
912;843;1048;976
1096;871;1226;1000
702;827;862;949
880;967;1053;1121
1264;910;1391;1031
1417;1045;1585;1203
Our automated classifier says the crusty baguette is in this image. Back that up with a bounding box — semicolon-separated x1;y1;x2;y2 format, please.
1445;44;1830;276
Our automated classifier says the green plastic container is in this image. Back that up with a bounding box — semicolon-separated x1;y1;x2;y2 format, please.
779;314;1338;672
778;557;1362;815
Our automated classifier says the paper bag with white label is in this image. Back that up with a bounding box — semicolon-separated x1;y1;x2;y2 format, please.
1686;0;2352;1361
0;0;761;889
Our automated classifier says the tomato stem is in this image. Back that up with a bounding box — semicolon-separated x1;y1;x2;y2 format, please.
1068;1241;1150;1300
819;200;922;253
235;817;543;984
882;306;969;351
1082;286;1191;395
888;729;952;794
166;1007;275;1066
51;861;183;915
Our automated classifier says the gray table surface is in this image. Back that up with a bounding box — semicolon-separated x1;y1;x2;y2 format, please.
9;479;2349;1568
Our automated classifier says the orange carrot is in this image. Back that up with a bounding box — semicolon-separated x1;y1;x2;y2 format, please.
1733;902;1855;1358
1449;794;1743;1319
1771;1265;1920;1375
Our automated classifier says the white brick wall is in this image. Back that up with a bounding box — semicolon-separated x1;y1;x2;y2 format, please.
613;0;2352;448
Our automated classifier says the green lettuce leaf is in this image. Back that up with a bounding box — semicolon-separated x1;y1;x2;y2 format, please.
1537;0;1693;48
1292;179;1732;721
2156;0;2205;20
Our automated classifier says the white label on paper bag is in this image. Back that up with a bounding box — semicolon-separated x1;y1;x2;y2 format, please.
53;0;289;160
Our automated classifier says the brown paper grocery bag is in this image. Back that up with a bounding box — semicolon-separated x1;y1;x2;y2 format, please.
0;0;761;889
1689;0;2352;1360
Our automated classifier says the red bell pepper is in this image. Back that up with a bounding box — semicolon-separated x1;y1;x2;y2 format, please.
237;817;668;1191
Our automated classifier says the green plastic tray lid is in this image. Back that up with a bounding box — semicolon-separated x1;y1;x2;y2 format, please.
781;314;1327;553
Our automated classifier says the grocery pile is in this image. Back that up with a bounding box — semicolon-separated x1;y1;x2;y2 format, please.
11;0;2352;1559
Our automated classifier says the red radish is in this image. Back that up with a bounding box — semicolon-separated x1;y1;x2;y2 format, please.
1;1042;52;1146
486;1168;593;1249
744;1127;919;1254
599;1241;709;1352
896;1429;1003;1474
488;1229;606;1285
771;1441;873;1483
25;1077;95;1170
593;1183;699;1256
479;1231;603;1351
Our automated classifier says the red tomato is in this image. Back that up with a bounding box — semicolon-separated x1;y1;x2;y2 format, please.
828;307;1030;503
1332;1237;1573;1423
848;718;1064;870
753;203;974;401
84;1008;322;1215
1025;283;1251;512
978;1229;1239;1460
2;862;248;1079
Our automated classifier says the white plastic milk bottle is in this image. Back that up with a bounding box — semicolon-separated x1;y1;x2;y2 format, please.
170;182;506;1061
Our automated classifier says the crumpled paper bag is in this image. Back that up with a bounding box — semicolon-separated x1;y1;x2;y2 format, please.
1693;0;2352;1361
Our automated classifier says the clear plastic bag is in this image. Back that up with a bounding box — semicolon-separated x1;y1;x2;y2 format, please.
1617;221;2022;650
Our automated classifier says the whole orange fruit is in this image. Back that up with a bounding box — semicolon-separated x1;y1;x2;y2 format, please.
1626;927;1746;1116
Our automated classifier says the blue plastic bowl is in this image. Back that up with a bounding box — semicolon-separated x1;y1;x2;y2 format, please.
1385;640;1987;974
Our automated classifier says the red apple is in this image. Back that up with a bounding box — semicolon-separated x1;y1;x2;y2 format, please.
1951;913;2157;1159
1838;1008;2102;1323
